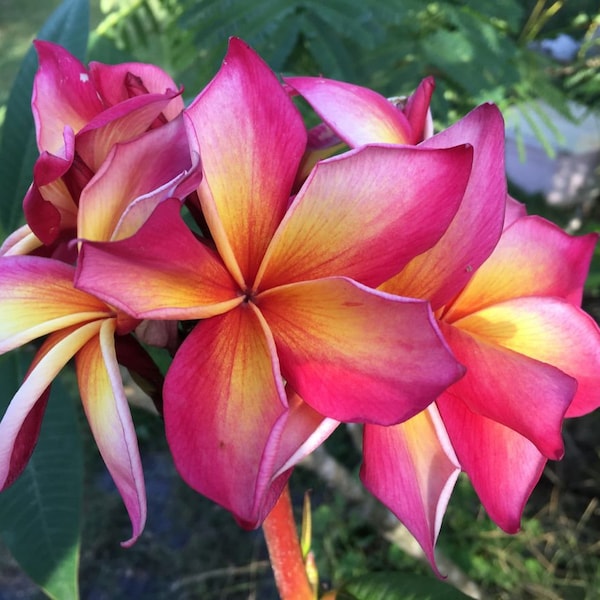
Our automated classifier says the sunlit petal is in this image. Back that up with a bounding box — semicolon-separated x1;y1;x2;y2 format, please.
164;304;288;527
78;115;199;242
443;216;598;321
361;406;460;574
437;392;547;533
453;297;600;418
76;90;181;172
403;76;435;142
76;199;242;320
270;389;339;477
0;224;43;257
440;320;575;459
381;104;507;308
257;277;464;425
256;144;472;290
32;41;103;154
76;319;146;546
285;76;412;144
186;38;306;285
0;256;109;352
0;321;101;489
89;60;184;121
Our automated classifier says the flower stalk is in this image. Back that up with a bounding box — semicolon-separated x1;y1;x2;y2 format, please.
263;486;315;600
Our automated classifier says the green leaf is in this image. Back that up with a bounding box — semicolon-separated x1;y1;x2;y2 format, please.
337;572;473;600
0;0;89;239
0;350;83;600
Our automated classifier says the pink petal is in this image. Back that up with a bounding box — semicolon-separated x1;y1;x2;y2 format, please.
0;256;109;353
437;392;547;532
164;304;289;527
0;225;43;257
504;194;527;228
185;38;307;286
76;319;146;546
380;104;507;309
257;277;464;425
76;199;242;320
361;406;460;574
451;297;600;418
76;90;181;172
440;319;575;459
444;216;598;322
270;389;340;477
403;77;436;142
256;143;473;290
285;76;413;145
78;115;199;242
89;60;184;121
32;41;104;154
0;322;101;489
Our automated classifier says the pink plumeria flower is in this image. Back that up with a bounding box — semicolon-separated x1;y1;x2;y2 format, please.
288;75;600;571
75;38;474;527
0;51;202;542
22;40;186;251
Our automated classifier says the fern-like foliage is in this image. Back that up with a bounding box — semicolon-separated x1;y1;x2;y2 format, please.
90;0;598;138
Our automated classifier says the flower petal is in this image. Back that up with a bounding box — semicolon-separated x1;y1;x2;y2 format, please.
403;76;436;142
76;90;181;173
0;321;101;489
443;216;598;321
504;195;527;228
361;406;460;574
78;115;199;242
452;297;600;418
89;60;184;121
440;319;575;459
256;144;473;290
380;104;507;309
164;304;289;527
32;41;103;154
0;224;43;257
76;199;242;320
285;76;413;144
185;37;307;285
0;256;109;353
76;319;146;546
437;392;546;532
257;277;464;425
270;389;340;477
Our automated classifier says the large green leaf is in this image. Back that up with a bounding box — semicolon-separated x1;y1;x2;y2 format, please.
0;350;83;600
337;572;473;600
0;0;89;239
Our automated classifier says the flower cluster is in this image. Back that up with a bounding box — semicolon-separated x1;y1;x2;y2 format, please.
1;37;599;568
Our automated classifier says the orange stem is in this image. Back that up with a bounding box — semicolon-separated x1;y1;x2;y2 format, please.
262;485;314;600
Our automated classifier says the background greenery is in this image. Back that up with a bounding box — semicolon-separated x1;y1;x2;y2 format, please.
0;0;599;598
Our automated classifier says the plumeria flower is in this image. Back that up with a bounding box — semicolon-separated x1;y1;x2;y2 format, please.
75;38;475;527
19;40;186;252
288;75;600;571
0;46;202;543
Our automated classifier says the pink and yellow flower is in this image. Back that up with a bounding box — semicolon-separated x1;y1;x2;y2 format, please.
288;75;600;570
18;40;187;252
75;38;475;527
0;44;202;544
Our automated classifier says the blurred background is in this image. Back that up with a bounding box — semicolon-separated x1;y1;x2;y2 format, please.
0;1;599;598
